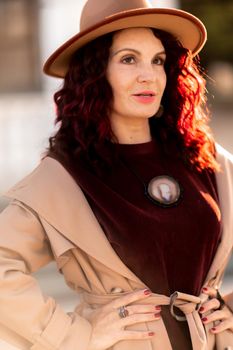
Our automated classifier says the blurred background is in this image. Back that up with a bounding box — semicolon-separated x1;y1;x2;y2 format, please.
0;0;232;348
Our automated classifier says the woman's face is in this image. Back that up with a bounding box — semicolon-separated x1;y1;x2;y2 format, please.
106;27;167;124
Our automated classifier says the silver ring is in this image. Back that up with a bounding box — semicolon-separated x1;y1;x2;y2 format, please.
118;305;129;319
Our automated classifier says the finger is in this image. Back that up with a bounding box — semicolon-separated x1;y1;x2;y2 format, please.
201;306;233;324
210;317;233;334
201;309;227;325
202;286;217;298
119;311;161;327
120;330;156;340
126;304;161;316
110;303;161;322
105;288;152;312
199;298;221;314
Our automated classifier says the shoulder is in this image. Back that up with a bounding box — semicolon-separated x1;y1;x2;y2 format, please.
215;143;233;169
215;144;233;202
216;143;233;160
5;157;76;197
3;157;85;220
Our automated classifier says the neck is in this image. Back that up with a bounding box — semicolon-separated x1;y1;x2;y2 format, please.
110;115;152;144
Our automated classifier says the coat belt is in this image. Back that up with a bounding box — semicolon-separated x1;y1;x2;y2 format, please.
81;290;209;350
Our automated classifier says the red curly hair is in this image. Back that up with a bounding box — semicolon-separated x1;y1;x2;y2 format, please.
46;28;219;172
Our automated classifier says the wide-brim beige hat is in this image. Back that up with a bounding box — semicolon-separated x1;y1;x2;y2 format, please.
43;0;207;78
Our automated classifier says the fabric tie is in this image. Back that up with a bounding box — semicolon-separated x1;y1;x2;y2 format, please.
170;291;209;350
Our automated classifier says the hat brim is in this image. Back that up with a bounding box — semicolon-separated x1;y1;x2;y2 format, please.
43;8;207;78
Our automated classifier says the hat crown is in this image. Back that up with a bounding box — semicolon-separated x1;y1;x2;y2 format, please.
80;0;152;31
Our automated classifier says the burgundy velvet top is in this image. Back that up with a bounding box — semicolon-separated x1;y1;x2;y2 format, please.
51;139;222;349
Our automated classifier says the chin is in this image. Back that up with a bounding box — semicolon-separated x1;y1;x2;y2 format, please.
136;106;159;115
133;110;158;118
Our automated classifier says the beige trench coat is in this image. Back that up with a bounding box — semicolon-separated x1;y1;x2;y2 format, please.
0;144;233;350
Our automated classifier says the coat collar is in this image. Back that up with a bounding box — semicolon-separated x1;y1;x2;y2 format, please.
4;144;233;289
4;156;144;286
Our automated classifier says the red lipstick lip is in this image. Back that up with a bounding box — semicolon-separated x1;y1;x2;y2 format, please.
133;91;156;96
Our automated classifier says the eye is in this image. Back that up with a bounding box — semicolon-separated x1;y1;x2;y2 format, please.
121;56;136;64
153;56;166;65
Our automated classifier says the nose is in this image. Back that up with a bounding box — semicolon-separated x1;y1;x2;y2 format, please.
136;63;156;83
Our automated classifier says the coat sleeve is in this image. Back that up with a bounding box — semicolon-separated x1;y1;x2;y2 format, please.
217;144;233;313
0;200;92;350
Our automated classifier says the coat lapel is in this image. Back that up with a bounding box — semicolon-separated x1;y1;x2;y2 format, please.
4;157;144;286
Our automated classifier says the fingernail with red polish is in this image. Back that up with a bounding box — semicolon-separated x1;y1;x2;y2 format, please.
144;289;152;295
202;287;208;292
148;332;155;336
211;327;216;332
202;317;208;322
199;307;205;312
155;306;161;311
154;313;161;318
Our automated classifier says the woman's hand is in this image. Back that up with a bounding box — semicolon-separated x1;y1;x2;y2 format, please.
199;286;233;334
86;288;161;350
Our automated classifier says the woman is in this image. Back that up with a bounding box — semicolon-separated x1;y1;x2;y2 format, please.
0;0;233;349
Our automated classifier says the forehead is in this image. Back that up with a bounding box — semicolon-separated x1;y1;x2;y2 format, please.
111;27;164;51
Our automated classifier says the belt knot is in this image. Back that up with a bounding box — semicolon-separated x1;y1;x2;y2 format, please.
170;291;202;321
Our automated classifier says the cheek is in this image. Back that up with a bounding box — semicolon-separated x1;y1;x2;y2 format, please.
111;76;131;103
112;90;130;112
108;66;133;92
108;74;122;97
160;71;167;92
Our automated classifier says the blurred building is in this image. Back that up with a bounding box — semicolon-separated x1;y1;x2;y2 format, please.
0;1;41;92
0;0;83;196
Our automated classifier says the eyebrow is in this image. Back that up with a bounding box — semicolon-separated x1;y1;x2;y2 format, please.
112;48;166;57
